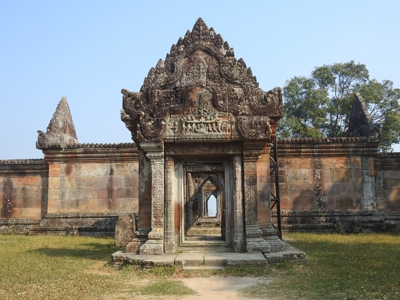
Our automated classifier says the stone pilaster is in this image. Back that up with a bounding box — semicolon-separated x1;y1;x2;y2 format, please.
164;155;175;253
139;142;165;255
232;155;245;252
243;142;270;253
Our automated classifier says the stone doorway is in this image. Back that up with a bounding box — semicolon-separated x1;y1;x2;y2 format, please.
178;161;231;252
185;172;223;241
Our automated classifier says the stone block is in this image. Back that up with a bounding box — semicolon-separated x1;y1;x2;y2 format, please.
111;176;125;188
117;198;138;213
77;176;98;188
361;197;375;210
382;170;400;179
291;193;315;210
97;176;111;189
61;163;78;177
351;156;361;168
352;169;362;183
123;175;134;188
115;214;136;247
20;207;41;218
361;157;374;171
47;199;59;213
385;197;400;211
49;177;60;189
60;199;80;211
96;198;118;211
113;188;134;198
49;164;61;177
143;255;177;267
288;168;309;182
353;182;363;197
325;182;353;197
383;178;400;190
48;189;59;201
96;189;110;199
321;168;330;183
14;177;26;186
60;177;78;189
363;182;375;197
79;163;110;176
336;196;354;210
330;168;351;182
111;163;131;175
283;157;313;169
326;197;336;209
320;157;350;169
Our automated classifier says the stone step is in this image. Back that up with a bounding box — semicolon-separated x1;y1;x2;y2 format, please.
183;266;225;270
177;242;232;253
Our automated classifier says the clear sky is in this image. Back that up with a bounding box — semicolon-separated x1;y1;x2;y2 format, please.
1;0;399;159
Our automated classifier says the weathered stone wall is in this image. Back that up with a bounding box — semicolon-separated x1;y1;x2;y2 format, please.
2;139;400;235
376;153;400;212
0;143;139;235
272;137;400;232
44;144;139;215
0;160;48;220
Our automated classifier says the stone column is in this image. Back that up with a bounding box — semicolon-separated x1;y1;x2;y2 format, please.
232;155;245;252
258;146;285;252
164;155;175;253
243;142;270;253
139;142;165;255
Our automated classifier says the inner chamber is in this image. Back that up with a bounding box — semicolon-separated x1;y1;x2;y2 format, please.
185;170;225;242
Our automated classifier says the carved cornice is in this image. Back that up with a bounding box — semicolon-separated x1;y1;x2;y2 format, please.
0;159;48;175
0;159;46;165
164;142;241;155
275;137;379;156
42;144;138;163
277;137;379;144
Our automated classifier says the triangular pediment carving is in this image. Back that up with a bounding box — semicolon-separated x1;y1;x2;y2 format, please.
122;18;282;143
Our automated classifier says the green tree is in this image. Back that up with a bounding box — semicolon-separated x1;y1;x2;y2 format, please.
278;61;400;151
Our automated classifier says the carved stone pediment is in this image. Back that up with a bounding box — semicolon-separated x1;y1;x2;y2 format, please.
122;18;282;143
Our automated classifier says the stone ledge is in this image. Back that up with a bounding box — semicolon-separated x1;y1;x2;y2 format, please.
110;241;305;268
0;159;46;165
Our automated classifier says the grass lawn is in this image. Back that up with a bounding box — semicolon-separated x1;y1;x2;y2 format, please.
0;233;399;299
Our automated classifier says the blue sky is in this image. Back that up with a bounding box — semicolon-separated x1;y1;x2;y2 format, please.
1;1;399;159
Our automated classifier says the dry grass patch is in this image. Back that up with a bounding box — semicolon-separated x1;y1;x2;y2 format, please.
1;233;399;299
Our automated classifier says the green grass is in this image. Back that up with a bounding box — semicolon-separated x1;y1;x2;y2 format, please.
0;233;399;299
241;233;400;300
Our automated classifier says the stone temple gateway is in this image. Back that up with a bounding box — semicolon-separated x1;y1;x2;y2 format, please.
121;18;284;255
1;18;399;257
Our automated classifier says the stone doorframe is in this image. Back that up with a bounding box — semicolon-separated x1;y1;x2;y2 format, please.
179;162;228;248
132;141;283;255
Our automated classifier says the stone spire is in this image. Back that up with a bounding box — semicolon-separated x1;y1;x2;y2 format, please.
347;93;380;140
36;96;79;149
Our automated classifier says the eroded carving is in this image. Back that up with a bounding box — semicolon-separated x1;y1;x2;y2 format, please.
37;97;78;148
121;18;282;143
164;142;241;155
347;93;381;141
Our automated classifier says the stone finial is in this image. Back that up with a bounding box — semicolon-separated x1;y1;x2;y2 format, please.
347;93;380;140
36;96;79;149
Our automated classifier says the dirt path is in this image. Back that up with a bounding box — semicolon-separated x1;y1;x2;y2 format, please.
176;276;271;300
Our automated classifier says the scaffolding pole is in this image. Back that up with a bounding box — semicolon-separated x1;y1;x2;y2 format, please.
270;137;282;239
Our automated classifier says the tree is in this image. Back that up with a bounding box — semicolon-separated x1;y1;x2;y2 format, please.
278;61;400;151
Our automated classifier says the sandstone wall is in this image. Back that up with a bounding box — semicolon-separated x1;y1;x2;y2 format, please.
44;143;139;215
0;160;47;220
376;153;400;212
0;143;139;235
272;137;400;232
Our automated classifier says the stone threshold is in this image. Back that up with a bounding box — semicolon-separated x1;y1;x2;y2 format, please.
110;242;305;269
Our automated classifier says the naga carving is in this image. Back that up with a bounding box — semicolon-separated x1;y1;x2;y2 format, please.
121;18;282;143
